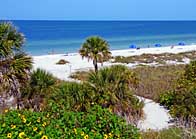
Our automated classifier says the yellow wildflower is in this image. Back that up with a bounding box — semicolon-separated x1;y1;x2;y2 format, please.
22;117;27;123
42;122;47;127
19;132;25;138
41;135;48;139
73;128;77;134
18;113;21;117
108;133;113;138
21;115;25;118
4;109;8;113
84;135;89;139
2;123;6;127
104;134;108;139
27;122;31;126
26;138;30;139
7;133;12;138
37;117;41;123
11;124;16;129
39;131;43;135
81;131;85;136
33;127;38;131
46;113;50;118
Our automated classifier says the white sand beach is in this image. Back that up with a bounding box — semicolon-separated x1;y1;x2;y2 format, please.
33;45;196;130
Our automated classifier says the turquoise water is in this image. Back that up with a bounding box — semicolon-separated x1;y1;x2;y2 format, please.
5;21;196;55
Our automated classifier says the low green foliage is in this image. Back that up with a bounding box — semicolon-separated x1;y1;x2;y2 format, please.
70;64;185;101
56;59;69;65
160;61;196;124
113;51;196;65
141;128;182;139
70;70;90;81
69;65;144;123
21;68;57;111
133;65;185;101
49;81;93;112
0;105;140;139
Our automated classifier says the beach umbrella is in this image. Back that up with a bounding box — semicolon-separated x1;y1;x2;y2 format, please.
155;44;162;47
129;44;137;49
178;42;185;46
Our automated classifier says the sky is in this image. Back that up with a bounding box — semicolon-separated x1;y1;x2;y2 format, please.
0;0;196;20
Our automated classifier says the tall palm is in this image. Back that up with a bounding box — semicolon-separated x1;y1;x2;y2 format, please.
79;36;111;72
0;22;32;108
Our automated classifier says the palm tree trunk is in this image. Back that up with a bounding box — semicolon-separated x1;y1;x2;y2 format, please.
93;59;98;72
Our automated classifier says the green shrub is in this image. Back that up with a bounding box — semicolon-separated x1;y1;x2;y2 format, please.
113;51;196;65
134;65;184;101
49;81;93;112
56;59;69;65
69;71;90;81
0;105;140;139
141;128;182;139
159;61;196;124
21;69;57;111
87;65;143;124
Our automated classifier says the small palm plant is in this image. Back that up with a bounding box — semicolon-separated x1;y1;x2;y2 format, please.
87;65;143;124
21;68;56;111
79;36;111;72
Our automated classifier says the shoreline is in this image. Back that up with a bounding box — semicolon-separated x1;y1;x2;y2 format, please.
33;44;196;81
33;44;196;58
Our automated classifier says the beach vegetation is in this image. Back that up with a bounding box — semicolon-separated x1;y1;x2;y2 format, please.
160;61;196;127
113;51;196;65
21;68;57;111
70;64;185;101
87;65;143;124
141;127;196;139
49;81;93;112
0;105;140;139
0;22;32;109
69;65;144;124
56;59;69;65
70;70;91;81
133;64;185;101
79;36;111;72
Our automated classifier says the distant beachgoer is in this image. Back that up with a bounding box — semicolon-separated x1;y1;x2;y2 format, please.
171;45;174;49
65;52;69;56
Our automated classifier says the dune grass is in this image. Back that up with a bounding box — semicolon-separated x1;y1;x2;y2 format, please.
133;64;185;101
141;128;182;139
113;51;196;64
70;64;185;101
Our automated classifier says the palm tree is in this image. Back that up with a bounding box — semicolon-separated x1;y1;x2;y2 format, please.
79;36;111;72
51;82;93;112
0;22;32;109
21;68;56;111
87;65;143;124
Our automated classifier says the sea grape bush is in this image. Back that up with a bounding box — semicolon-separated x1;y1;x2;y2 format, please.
160;61;196;123
0;105;140;139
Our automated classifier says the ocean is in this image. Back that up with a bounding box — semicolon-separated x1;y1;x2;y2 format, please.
4;20;196;55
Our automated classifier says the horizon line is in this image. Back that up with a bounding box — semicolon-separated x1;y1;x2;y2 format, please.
1;19;196;22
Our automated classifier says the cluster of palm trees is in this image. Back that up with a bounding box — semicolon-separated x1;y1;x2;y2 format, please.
0;22;32;109
0;23;143;124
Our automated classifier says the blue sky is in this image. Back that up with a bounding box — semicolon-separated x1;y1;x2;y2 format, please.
0;0;196;20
